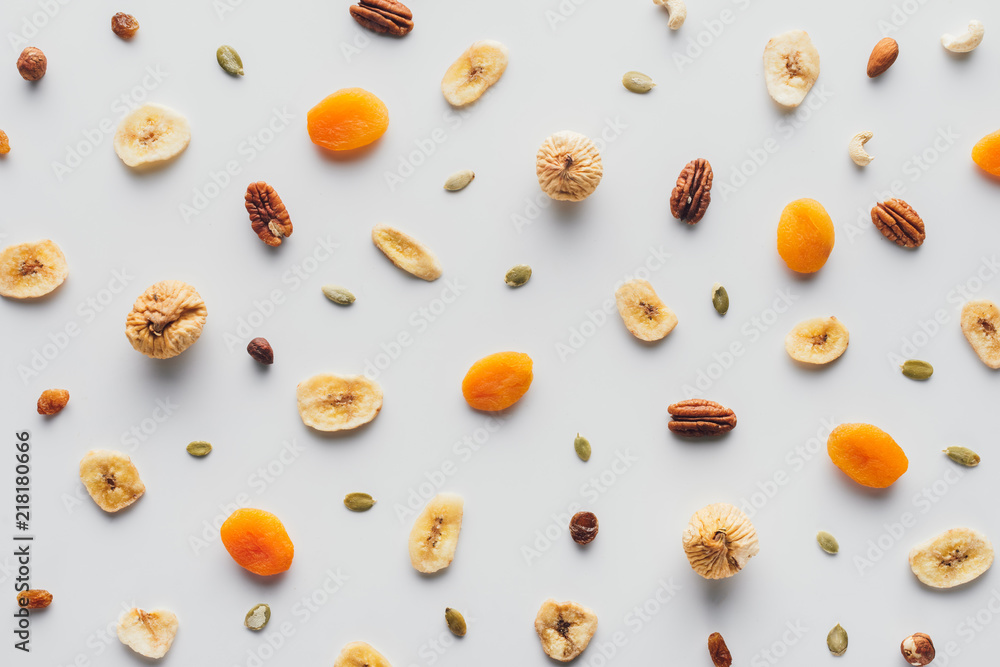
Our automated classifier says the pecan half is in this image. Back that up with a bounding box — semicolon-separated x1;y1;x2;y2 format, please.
349;0;413;37
669;158;713;224
245;182;292;247
668;399;736;437
871;198;924;248
708;632;733;667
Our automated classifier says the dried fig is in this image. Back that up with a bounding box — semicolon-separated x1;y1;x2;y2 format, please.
536;131;603;201
125;281;207;359
683;502;759;579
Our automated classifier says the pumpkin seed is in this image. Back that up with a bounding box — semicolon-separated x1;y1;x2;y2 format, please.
622;71;655;93
574;433;591;462
712;283;729;315
344;492;376;512
322;285;356;305
445;608;467;637
827;624;848;656
244;603;270;631
444;170;475;191
216;45;244;76
186;441;212;457
900;359;933;380
504;264;532;287
816;530;839;554
943;446;980;467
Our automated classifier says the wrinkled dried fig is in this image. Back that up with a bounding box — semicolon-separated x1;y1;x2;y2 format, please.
536;131;603;202
683;502;759;579
125;280;207;359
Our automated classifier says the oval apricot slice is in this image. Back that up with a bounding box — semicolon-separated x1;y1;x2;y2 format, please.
777;198;835;273
972;129;1000;177
462;351;533;411
307;88;388;151
220;508;294;576
827;423;908;488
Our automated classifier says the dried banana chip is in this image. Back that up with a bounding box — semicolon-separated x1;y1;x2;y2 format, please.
960;300;1000;369
117;607;178;659
408;492;464;573
372;224;442;281
784;316;849;365
334;641;392;667
534;599;598;662
79;449;145;512
125;280;207;359
683;502;759;579
114;103;190;168
0;240;68;299
615;279;677;341
296;373;383;432
763;30;820;108
441;40;508;107
908;527;994;589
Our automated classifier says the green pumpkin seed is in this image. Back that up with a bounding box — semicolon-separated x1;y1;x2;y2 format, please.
900;359;933;380
344;492;376;512
216;45;244;76
444;170;475;191
504;264;532;287
574;433;591;462
816;530;839;554
622;71;655;93
827;624;848;656
943;446;980;467
244;603;270;631
712;283;729;315
186;441;212;457
322;285;355;305
445;608;467;637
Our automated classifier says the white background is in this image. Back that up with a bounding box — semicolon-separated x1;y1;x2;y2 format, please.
2;0;1000;665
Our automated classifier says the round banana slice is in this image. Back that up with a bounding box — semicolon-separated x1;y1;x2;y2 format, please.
534;599;598;662
117;608;178;659
296;373;383;432
909;527;994;589
441;40;508;107
0;240;68;299
763;29;820;108
334;641;392;667
79;449;145;513
784;316;849;365
615;279;678;341
408;492;464;573
683;502;759;579
114;103;191;168
960;300;1000;369
371;224;442;281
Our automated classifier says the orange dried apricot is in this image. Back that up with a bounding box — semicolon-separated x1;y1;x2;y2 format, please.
777;198;835;273
307;88;388;151
972;129;1000;177
220;508;294;576
827;423;908;489
462;351;533;411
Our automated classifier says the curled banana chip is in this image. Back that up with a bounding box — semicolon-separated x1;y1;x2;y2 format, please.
296;373;383;432
79;450;145;513
785;316;849;365
333;641;392;667
909;527;994;589
0;240;68;299
117;607;178;659
534;599;598;662
114;103;190;168
408;493;464;573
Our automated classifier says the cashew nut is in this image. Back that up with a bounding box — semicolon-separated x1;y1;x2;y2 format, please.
941;19;985;53
848;131;874;167
654;0;687;30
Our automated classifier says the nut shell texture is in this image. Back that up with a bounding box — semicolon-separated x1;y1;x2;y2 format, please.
683;503;759;579
125;281;207;359
536;131;603;201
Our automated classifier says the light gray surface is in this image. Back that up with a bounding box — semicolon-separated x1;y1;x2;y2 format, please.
2;0;1000;664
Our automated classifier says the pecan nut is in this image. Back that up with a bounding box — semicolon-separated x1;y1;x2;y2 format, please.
349;0;413;37
708;632;733;667
245;182;292;247
668;399;736;437
871;198;925;248
669;158;713;224
569;511;599;545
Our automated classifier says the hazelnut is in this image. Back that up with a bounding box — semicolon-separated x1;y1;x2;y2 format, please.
901;633;935;666
16;47;47;81
247;337;274;365
569;511;599;544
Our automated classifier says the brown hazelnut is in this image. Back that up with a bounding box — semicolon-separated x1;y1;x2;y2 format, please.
16;47;47;81
901;633;935;666
247;337;274;365
569;511;598;544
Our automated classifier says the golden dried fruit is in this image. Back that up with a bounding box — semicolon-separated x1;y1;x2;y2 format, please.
117;608;178;659
372;224;442;281
79;450;145;512
0;129;10;155
111;12;140;39
534;599;598;662
0;239;68;299
408;492;463;573
37;388;69;415
114;103;190;168
960;300;1000;368
296;373;383;432
784;316;849;365
708;632;732;667
908;527;994;589
333;641;392;667
536;131;603;202
615;279;677;341
763;30;820;108
441;40;508;107
682;502;759;579
125;280;207;359
16;589;52;609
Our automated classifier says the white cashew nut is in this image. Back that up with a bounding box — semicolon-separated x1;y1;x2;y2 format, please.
941;19;985;53
654;0;687;30
848;131;875;167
